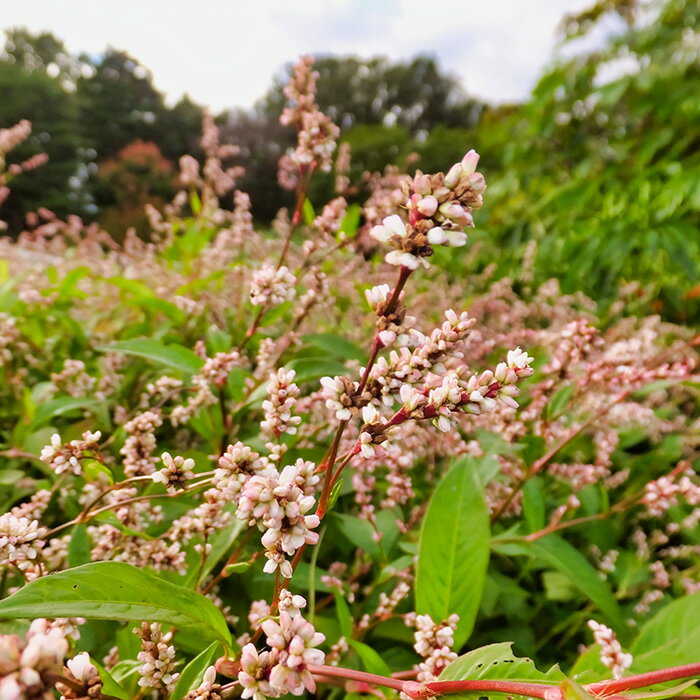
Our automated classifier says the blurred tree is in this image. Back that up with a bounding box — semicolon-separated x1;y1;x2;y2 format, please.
0;61;81;230
1;27;87;85
261;55;484;134
463;0;700;320
218;109;294;221
156;95;204;163
96;140;175;239
75;49;167;160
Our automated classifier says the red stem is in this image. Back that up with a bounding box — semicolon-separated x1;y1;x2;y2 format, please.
307;664;414;694
422;679;555;699
302;662;700;700
588;663;700;696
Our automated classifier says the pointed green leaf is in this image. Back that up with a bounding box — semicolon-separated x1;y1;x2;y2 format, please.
631;592;700;668
171;642;221;700
91;658;129;700
439;642;564;690
97;339;204;375
348;639;392;677
31;397;103;428
561;679;596;700
416;458;490;647
526;535;628;640
0;562;231;647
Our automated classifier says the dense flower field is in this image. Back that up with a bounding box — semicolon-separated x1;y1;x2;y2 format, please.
0;56;699;700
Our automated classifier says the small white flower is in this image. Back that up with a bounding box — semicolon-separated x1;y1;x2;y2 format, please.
377;329;396;347
66;652;98;683
427;227;448;245
361;404;380;425
416;195;438;216
461;149;480;174
365;284;391;309
385;250;423;269
359;432;375;458
507;347;534;370
370;214;407;243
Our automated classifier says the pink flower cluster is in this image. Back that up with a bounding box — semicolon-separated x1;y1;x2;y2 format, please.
238;611;325;699
587;620;632;679
236;460;320;577
370;150;485;269
404;612;460;681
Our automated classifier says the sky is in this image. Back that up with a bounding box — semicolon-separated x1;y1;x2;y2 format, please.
2;0;597;112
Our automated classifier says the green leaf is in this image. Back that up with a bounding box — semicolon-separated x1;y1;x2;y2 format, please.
526;535;628;640
522;477;545;532
561;679;596;700
223;562;250;575
302;198;316;226
544;385;574;421
196;511;243;584
338;203;361;239
618;681;697;700
0;562;232;647
67;524;91;568
82;459;114;484
91;658;129;700
348;638;393;676
287;357;349;384
0;470;25;485
110;659;141;684
331;512;380;559
31;397;102;428
97;340;204;375
301;333;366;362
333;590;353;638
416;457;490;647
439;642;564;689
631;592;700;669
171;641;221;700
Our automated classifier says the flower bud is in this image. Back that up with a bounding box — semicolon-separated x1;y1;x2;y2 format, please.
444;162;463;189
416;195;438;217
427;227;448;245
439;202;473;226
461;149;480;174
413;173;432;195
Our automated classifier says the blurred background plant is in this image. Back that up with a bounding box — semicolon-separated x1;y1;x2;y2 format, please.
1;0;697;319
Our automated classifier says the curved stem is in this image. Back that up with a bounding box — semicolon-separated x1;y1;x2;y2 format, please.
306;664;412;694
588;663;700;696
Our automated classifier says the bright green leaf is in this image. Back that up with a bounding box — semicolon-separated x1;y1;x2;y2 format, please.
171;642;221;700
0;562;232;647
416;457;490;647
98;339;204;375
526;535;628;640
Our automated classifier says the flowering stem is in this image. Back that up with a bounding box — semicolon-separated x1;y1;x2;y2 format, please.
316;419;349;519
306;664;414;694
491;389;632;522
419;679;555;699
200;528;255;594
524;495;639;542
357;335;382;395
385;264;412;315
530;390;631;476
303;662;700;699
277;165;315;269
587;663;700;696
44;479;212;537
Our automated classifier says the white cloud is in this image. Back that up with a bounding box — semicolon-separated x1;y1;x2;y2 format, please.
2;0;595;111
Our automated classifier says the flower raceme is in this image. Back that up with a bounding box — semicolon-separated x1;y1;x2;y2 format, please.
370;150;485;269
238;610;325;700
